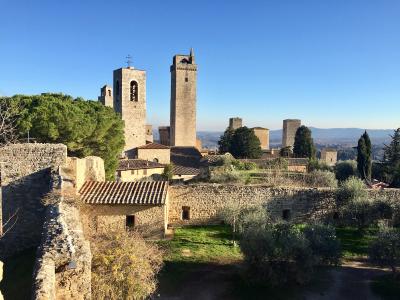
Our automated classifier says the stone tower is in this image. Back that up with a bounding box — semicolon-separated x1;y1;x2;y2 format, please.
113;66;146;157
170;48;197;147
98;85;113;107
229;117;242;130
252;127;270;150
282;119;301;149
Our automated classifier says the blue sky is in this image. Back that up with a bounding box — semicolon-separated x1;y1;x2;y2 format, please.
1;0;399;130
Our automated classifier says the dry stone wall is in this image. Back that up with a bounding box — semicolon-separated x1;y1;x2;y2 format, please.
0;143;67;257
168;184;337;225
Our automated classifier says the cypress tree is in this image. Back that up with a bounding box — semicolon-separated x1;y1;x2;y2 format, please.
293;126;316;159
357;131;372;181
382;128;400;186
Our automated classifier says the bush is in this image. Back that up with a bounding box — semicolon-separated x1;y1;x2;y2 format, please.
303;223;341;265
240;223;314;286
162;163;174;181
306;170;338;188
369;227;400;276
91;231;163;299
232;160;257;171
335;160;358;182
341;198;393;230
209;169;245;183
337;176;367;203
308;159;332;172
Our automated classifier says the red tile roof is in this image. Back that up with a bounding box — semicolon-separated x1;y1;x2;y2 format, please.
79;181;168;205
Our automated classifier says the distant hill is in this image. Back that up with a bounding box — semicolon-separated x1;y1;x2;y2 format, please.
197;128;394;149
154;128;394;149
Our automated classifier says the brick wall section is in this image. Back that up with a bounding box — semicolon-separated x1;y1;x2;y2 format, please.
0;143;67;257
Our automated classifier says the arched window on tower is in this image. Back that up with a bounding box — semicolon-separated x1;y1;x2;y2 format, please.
108;89;111;96
130;81;138;101
115;80;120;96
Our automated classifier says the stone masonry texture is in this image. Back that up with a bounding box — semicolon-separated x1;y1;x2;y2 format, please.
0;143;67;258
282;119;301;148
113;67;147;157
170;51;197;147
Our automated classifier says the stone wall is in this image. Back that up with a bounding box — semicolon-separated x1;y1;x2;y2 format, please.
82;203;167;239
168;184;400;226
32;192;91;300
0;143;67;257
168;184;337;225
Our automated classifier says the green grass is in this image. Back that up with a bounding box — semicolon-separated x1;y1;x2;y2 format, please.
335;227;378;258
371;274;400;300
0;248;37;300
158;225;242;263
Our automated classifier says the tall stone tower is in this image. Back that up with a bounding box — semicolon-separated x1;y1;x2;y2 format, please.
113;66;146;157
98;85;113;107
282;119;301;149
170;48;197;147
229;117;242;130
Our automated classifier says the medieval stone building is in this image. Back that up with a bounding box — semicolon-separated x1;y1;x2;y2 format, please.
113;66;147;158
170;49;197;147
252;127;270;150
98;85;113;107
320;148;338;166
229;117;242;131
282;119;301;149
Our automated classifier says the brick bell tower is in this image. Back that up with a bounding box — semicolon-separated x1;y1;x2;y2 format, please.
113;58;147;158
170;48;197;147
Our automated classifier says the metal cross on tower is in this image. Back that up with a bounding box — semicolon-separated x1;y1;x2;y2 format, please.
126;55;133;68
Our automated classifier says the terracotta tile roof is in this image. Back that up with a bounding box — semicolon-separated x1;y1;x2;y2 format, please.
80;181;168;205
170;147;202;168
117;159;165;171
173;165;201;176
137;143;170;150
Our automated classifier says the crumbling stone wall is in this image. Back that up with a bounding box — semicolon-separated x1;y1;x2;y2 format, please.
0;143;67;257
32;193;91;300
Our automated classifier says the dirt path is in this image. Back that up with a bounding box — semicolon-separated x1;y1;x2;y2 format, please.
305;260;389;300
157;260;390;300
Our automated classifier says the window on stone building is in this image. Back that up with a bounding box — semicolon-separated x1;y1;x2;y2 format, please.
185;77;188;82
153;158;159;163
108;89;111;96
130;80;138;101
131;170;135;175
126;215;135;229
182;206;190;220
143;169;147;175
282;209;291;221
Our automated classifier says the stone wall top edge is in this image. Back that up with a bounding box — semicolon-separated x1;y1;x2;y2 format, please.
0;143;67;151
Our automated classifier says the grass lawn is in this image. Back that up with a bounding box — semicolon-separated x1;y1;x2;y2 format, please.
0;247;37;300
335;226;379;258
159;225;242;263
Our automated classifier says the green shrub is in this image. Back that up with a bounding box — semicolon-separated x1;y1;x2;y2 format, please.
308;159;332;172
303;223;341;265
335;160;358;182
240;223;314;286
337;176;367;203
306;170;338;188
369;227;400;276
